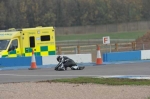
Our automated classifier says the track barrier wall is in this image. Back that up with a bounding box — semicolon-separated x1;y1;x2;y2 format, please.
103;50;150;62
141;50;150;60
0;54;92;67
0;56;42;67
42;54;92;65
0;50;150;67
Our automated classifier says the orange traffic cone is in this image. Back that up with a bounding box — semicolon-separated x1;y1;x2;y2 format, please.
96;45;103;65
28;50;38;70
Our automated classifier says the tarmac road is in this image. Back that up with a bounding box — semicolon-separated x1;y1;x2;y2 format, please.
0;61;150;83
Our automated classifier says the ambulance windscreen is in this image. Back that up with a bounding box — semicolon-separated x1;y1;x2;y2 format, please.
0;40;10;50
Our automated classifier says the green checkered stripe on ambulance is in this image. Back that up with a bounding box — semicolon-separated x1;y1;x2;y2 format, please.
22;46;56;57
2;50;20;58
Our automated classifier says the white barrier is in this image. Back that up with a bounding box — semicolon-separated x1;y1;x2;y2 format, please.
42;54;92;65
141;50;150;60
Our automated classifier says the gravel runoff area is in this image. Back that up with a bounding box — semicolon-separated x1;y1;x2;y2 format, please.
0;82;150;99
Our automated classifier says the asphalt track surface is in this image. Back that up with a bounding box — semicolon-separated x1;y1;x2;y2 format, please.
0;61;150;84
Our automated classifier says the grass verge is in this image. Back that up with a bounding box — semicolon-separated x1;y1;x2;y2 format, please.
43;77;150;86
56;31;146;41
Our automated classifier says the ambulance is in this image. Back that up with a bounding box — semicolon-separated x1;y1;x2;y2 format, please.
0;26;56;58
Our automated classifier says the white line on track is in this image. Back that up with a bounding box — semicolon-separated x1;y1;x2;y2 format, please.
0;74;105;77
0;74;150;78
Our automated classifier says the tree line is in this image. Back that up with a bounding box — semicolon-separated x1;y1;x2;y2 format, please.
0;0;150;29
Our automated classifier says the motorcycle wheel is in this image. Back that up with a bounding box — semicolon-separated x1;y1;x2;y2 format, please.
71;66;85;70
55;67;65;71
79;66;85;70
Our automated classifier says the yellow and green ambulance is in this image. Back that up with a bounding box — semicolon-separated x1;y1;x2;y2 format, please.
0;26;56;58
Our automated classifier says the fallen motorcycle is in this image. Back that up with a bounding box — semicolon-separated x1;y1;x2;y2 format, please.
54;59;85;71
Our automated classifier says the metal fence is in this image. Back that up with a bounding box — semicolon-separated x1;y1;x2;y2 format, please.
56;39;135;46
55;41;150;62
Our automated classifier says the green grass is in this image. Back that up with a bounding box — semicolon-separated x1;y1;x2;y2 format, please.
42;77;150;86
148;97;150;99
56;31;147;41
